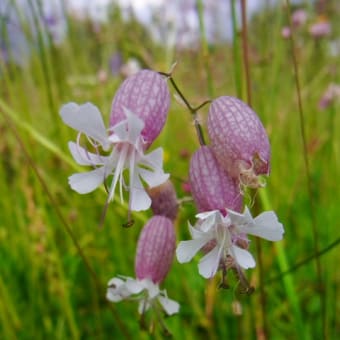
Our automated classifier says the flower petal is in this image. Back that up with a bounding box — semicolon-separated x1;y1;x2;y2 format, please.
141;279;160;299
124;107;145;143
68;141;108;165
68;167;106;193
196;210;219;220
138;148;169;187
229;206;284;241
124;278;145;294
198;245;221;278
60;102;109;149
138;167;169;188
227;206;252;226
138;299;151;314
141;147;163;168
158;295;180;315
176;237;210;263
231;245;256;269
196;211;220;233
106;277;132;302
252;211;284;241
129;170;152;211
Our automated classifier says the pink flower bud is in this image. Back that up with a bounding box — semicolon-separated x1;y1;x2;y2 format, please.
110;69;170;148
207;96;270;188
189;146;242;213
135;215;176;284
147;180;179;221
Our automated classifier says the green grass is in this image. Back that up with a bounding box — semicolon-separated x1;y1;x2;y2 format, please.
0;1;339;339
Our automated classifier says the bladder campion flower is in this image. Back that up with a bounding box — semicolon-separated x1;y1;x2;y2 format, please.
107;215;179;315
176;207;284;278
60;103;169;212
207;96;270;189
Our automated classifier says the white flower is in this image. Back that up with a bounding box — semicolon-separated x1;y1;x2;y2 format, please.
176;207;284;278
106;276;179;316
60;102;169;212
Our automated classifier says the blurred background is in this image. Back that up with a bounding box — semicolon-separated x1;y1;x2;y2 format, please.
0;0;339;339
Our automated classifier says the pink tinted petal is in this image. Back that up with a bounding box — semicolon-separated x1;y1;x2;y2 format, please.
110;69;170;147
190;146;242;212
207;96;270;184
135;216;176;284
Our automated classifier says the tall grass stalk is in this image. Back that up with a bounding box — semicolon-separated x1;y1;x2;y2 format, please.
0;108;131;340
230;0;243;98
196;0;214;97
285;0;326;337
239;1;268;337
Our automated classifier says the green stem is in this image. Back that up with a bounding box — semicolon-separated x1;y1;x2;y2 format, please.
240;1;267;337
196;0;214;97
230;0;243;98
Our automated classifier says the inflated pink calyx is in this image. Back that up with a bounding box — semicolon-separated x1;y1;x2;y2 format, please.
189;146;243;213
110;69;170;149
207;96;270;188
135;215;176;284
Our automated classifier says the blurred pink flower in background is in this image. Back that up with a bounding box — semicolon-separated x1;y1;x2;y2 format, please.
309;20;331;38
318;83;340;109
292;9;307;27
281;26;291;39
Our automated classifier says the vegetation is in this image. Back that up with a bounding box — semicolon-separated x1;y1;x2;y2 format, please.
0;1;339;339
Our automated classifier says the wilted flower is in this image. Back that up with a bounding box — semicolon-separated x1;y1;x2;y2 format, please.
207;96;270;188
107;215;179;315
189;146;242;212
147;180;179;221
176;207;284;279
60;103;168;212
110;69;170;148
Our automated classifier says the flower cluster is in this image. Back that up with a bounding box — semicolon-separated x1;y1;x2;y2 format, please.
60;70;170;213
281;8;332;40
176;96;284;289
60;68;284;330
